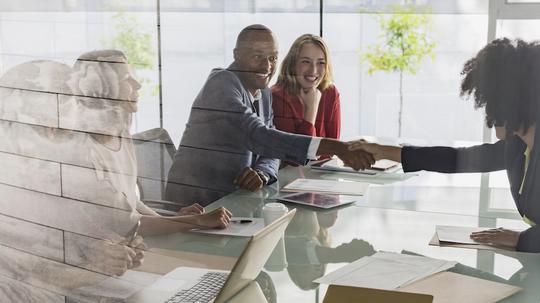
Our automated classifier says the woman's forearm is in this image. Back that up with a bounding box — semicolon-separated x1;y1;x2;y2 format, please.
138;215;200;237
380;145;402;163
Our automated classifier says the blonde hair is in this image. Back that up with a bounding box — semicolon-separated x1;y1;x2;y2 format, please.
276;34;333;95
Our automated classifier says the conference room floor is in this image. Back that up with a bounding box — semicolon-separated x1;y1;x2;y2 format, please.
144;164;539;303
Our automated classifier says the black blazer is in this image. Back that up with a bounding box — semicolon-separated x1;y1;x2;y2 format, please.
401;133;539;252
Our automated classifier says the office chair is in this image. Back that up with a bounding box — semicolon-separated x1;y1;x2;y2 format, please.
132;127;184;216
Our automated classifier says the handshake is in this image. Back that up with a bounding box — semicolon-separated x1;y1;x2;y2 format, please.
317;138;401;171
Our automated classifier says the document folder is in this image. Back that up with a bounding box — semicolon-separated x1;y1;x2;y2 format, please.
400;271;520;303
429;232;510;251
323;284;433;303
323;272;520;303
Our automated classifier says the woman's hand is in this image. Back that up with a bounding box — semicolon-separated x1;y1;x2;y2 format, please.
177;203;204;215
299;87;322;125
196;207;232;229
84;235;146;277
470;228;520;249
127;235;146;269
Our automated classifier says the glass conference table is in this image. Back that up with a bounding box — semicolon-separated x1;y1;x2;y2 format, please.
144;165;540;303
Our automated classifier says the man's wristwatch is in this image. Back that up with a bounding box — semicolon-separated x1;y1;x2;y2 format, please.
255;170;271;185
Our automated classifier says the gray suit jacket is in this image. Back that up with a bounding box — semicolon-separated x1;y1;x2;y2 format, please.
165;64;312;206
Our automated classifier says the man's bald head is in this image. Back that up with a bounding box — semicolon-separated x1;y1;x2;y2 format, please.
235;24;277;50
233;24;279;95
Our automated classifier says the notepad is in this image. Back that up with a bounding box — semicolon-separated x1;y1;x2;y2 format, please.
436;225;488;245
281;178;369;196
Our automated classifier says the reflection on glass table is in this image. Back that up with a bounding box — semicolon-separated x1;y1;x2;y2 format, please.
165;164;539;302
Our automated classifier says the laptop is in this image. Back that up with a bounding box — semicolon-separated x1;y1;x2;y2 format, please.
127;209;296;303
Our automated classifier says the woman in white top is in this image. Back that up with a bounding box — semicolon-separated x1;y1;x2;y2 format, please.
66;50;232;238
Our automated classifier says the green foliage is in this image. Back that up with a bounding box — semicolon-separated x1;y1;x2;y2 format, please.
103;12;158;96
362;5;436;137
362;5;435;75
106;12;155;70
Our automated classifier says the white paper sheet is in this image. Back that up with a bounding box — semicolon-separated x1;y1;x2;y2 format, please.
436;225;487;245
315;252;456;290
282;178;369;196
190;217;265;237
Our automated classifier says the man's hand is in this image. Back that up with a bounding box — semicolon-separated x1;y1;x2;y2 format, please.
470;228;520;249
348;141;402;162
196;207;233;229
233;167;264;191
177;203;204;215
316;139;375;171
338;147;375;171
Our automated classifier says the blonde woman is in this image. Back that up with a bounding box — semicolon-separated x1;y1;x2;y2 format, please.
272;34;340;140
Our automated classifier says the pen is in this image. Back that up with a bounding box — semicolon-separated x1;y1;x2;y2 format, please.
230;219;252;224
127;220;140;246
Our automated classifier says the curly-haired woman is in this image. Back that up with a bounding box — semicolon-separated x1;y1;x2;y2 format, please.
350;38;540;252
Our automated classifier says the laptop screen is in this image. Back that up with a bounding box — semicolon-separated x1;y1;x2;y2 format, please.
214;209;296;303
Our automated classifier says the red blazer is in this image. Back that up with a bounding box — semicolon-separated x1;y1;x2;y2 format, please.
271;84;341;139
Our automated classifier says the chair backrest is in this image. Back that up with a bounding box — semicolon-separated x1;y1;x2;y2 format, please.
132;128;176;201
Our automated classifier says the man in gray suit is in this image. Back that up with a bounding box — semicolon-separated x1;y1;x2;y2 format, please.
165;24;373;206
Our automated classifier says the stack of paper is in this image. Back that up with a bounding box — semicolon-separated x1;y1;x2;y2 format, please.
191;217;265;237
315;252;456;290
281;178;369;196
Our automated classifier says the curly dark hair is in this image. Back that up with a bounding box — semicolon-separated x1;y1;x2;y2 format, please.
460;38;540;134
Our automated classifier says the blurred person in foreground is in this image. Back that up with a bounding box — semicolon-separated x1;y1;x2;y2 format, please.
66;50;233;240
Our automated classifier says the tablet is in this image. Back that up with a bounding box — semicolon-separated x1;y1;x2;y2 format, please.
278;192;357;209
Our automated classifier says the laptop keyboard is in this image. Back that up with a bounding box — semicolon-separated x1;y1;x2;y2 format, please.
165;272;229;303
